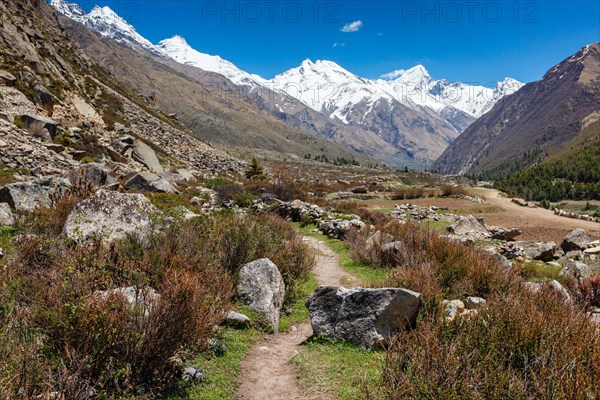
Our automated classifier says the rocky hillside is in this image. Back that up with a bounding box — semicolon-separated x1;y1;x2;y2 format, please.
434;43;600;177
0;0;245;180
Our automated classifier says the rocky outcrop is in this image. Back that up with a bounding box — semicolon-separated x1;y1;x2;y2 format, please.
0;176;70;211
124;172;179;193
306;286;422;349
237;258;285;332
68;163;108;187
561;228;591;252
132;139;164;173
62;189;158;243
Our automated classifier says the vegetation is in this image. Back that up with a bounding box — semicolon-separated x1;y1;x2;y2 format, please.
244;158;266;180
496;141;600;201
0;190;313;398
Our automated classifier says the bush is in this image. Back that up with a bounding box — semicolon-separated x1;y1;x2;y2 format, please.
439;184;467;197
391;186;426;200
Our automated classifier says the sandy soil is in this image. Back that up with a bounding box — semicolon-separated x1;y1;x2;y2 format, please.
473;188;600;244
236;236;358;400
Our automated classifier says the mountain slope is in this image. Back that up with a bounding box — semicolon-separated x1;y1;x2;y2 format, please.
50;0;523;166
434;43;600;176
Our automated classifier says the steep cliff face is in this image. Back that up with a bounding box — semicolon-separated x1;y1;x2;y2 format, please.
434;43;600;177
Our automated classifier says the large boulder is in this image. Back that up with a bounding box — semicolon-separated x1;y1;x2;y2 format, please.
68;163;108;187
19;113;59;138
237;258;285;332
0;203;14;226
62;189;158;243
560;260;593;285
0;177;70;211
132;140;164;173
124;172;178;193
561;229;591;252
306;286;422;349
447;216;491;239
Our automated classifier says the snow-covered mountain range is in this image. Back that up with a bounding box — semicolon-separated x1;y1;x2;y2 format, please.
50;0;525;165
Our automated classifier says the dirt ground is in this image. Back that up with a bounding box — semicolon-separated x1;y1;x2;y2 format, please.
236;237;359;400
372;189;600;244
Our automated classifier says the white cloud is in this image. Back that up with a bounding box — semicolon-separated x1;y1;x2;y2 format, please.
380;69;406;80
340;20;363;33
333;42;346;48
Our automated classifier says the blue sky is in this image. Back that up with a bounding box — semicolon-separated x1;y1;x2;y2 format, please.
69;1;598;84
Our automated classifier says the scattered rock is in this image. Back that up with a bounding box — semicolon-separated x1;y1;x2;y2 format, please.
19;113;59;137
0;203;15;226
465;296;487;310
0;70;17;86
560;260;593;285
237;258;285;332
224;311;251;328
501;241;557;262
62;189;158;243
132;139;164;173
447;215;491;239
561;228;591;252
0;176;70;211
124;172;179;193
306;286;422;349
68;163;108;187
182;366;205;382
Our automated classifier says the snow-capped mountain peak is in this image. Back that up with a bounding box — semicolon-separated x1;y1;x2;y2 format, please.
395;64;431;82
50;0;85;18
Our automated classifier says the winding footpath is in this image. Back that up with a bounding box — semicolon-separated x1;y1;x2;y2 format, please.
236;236;359;400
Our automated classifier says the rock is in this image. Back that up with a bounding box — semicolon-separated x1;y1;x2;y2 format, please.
132;139;164;173
560;260;593;284
482;248;512;268
350;186;368;194
62;190;158;243
124;172;179;193
224;311;251;328
306;286;422;349
447;215;491;239
465;296;487;310
0;176;70;211
584;246;600;254
502;241;557;262
0;203;15;226
19;114;59;138
95;286;160;316
489;226;522;241
0;70;17;86
365;231;395;251
182;366;205;382
561;228;591;252
32;84;53;107
176;169;195;181
68;163;108;187
443;299;465;320
43;143;64;153
523;280;572;303
237;259;285;332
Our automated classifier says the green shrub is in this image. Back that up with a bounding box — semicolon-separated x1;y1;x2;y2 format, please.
205;177;232;189
13;115;24;129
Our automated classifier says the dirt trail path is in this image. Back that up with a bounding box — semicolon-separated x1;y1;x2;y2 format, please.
236;236;359;400
473;188;600;243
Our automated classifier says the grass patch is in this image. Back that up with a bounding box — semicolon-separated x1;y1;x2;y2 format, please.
0;165;26;186
0;225;17;265
514;260;564;283
167;326;261;400
293;336;384;400
279;273;319;332
449;204;506;214
418;219;452;232
293;223;388;286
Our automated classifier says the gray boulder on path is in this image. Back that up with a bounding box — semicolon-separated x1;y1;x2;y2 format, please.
306;286;422;349
62;189;158;243
561;228;591;252
0;176;70;211
237;258;285;332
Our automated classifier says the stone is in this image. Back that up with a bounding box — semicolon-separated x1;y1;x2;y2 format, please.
0;203;15;226
561;228;591;252
447;215;491;239
224;311;251;327
182;366;205;382
482;248;512;268
489;226;522;241
176;169;195;181
62;189;158;243
560;260;593;284
19;114;59;138
43;143;64;153
502;241;557;262
237;258;285;332
584;246;600;254
306;286;422;349
0;70;17;86
465;296;487;310
124;172;179;193
132;139;164;173
0;177;70;211
68;163;108;187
